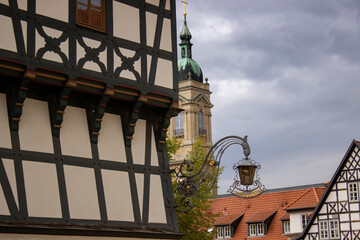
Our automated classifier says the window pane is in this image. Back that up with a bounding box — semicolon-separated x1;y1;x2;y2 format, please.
224;226;231;238
174;112;183;135
217;227;223;238
77;4;89;25
90;8;102;29
91;0;101;7
78;0;88;4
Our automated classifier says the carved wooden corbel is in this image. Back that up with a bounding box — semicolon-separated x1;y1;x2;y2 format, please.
156;100;181;145
7;68;35;131
51;77;77;136
123;94;148;147
88;85;114;143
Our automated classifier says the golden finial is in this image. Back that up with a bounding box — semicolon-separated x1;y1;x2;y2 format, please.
181;0;188;16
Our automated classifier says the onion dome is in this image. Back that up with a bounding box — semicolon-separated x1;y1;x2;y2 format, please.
178;16;203;83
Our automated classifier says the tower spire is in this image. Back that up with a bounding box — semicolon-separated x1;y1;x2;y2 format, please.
181;0;188;16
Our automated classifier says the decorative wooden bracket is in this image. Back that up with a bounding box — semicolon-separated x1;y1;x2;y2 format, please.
156;100;181;145
88;85;114;143
123;93;147;147
7;68;35;131
51;77;77;137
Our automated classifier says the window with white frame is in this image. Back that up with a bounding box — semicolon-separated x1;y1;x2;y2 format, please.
319;219;339;239
301;215;309;230
249;224;256;236
283;221;290;234
217;226;224;239
249;223;265;236
174;112;184;135
224;226;231;238
348;182;359;202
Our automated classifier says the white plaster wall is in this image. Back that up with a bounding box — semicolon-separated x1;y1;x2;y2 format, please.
0;94;12;149
0;0;8;5
339;213;349;222
19;98;54;153
351;212;360;221
60;106;92;158
0;184;9;215
352;221;360;230
145;0;170;11
326;191;337;202
150;127;159;166
64;165;100;220
36;0;68;22
23;161;61;218
350;202;359;211
0;15;17;52
0;234;166;240
341;222;350;231
102;169;134;221
21;21;27;53
289;211;311;234
135;173;144;220
148;175;166;223
113;2;140;43
132;119;146;165
98;113;126;162
17;0;27;11
337;189;347;201
146;12;157;47
154;58;173;89
160;18;172;52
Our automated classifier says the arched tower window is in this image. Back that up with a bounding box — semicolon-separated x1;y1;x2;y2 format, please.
198;111;205;135
174;112;184;136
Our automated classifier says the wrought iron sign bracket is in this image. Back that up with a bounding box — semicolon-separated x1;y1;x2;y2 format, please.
172;135;265;212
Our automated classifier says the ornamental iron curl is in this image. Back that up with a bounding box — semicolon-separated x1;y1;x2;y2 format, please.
171;135;265;212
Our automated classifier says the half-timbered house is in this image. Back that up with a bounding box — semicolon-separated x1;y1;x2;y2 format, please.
295;140;360;240
0;0;183;239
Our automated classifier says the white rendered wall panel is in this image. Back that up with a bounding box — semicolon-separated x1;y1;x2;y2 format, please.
102;170;134;221
0;15;17;52
341;222;350;231
351;212;360;221
150;127;159;166
135;173;144;220
0;0;8;5
148;175;166;223
350;202;359;211
160;18;172;52
132;119;146;165
3;158;18;208
77;38;107;72
19;98;54;153
0;94;12;148
114;48;141;81
326;191;337;202
146;12;157;47
113;2;140;43
154;58;173;89
60;106;92;158
21;21;27;53
36;0;68;22
352;221;360;230
337;189;347;201
98;113;126;162
0;234;166;240
35;27;68;63
64;165;100;220
23;161;61;218
17;0;27;11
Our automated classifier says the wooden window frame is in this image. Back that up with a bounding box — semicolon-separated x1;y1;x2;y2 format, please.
283;220;290;234
224;226;231;238
76;0;106;32
348;182;359;202
217;226;224;239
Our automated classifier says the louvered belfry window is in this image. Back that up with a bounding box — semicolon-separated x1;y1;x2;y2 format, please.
77;0;106;32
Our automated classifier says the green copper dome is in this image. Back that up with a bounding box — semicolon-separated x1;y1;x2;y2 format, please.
178;16;203;83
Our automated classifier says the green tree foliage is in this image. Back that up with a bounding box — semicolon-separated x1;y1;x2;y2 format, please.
167;134;222;240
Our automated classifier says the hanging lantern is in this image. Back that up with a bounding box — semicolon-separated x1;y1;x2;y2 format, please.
236;158;258;186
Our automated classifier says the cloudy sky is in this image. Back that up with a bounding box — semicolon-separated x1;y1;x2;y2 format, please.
175;0;360;194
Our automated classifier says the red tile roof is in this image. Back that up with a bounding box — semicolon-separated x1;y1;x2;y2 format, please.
285;187;326;211
279;212;290;221
214;213;244;226
210;185;326;240
245;210;277;223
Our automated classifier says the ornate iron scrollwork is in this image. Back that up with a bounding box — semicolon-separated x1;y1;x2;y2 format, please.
172;135;265;212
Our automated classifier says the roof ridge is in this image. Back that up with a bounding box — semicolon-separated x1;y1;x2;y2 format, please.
312;187;320;203
285;188;312;209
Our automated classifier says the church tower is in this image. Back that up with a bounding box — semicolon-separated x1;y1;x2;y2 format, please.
169;10;214;163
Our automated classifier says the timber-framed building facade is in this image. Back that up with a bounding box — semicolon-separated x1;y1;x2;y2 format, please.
0;0;183;239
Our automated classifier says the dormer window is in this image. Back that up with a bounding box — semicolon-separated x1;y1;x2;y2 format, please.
245;210;277;237
216;226;232;239
283;220;290;234
249;223;265;236
214;213;243;239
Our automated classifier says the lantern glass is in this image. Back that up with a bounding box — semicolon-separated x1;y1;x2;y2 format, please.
237;162;257;186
